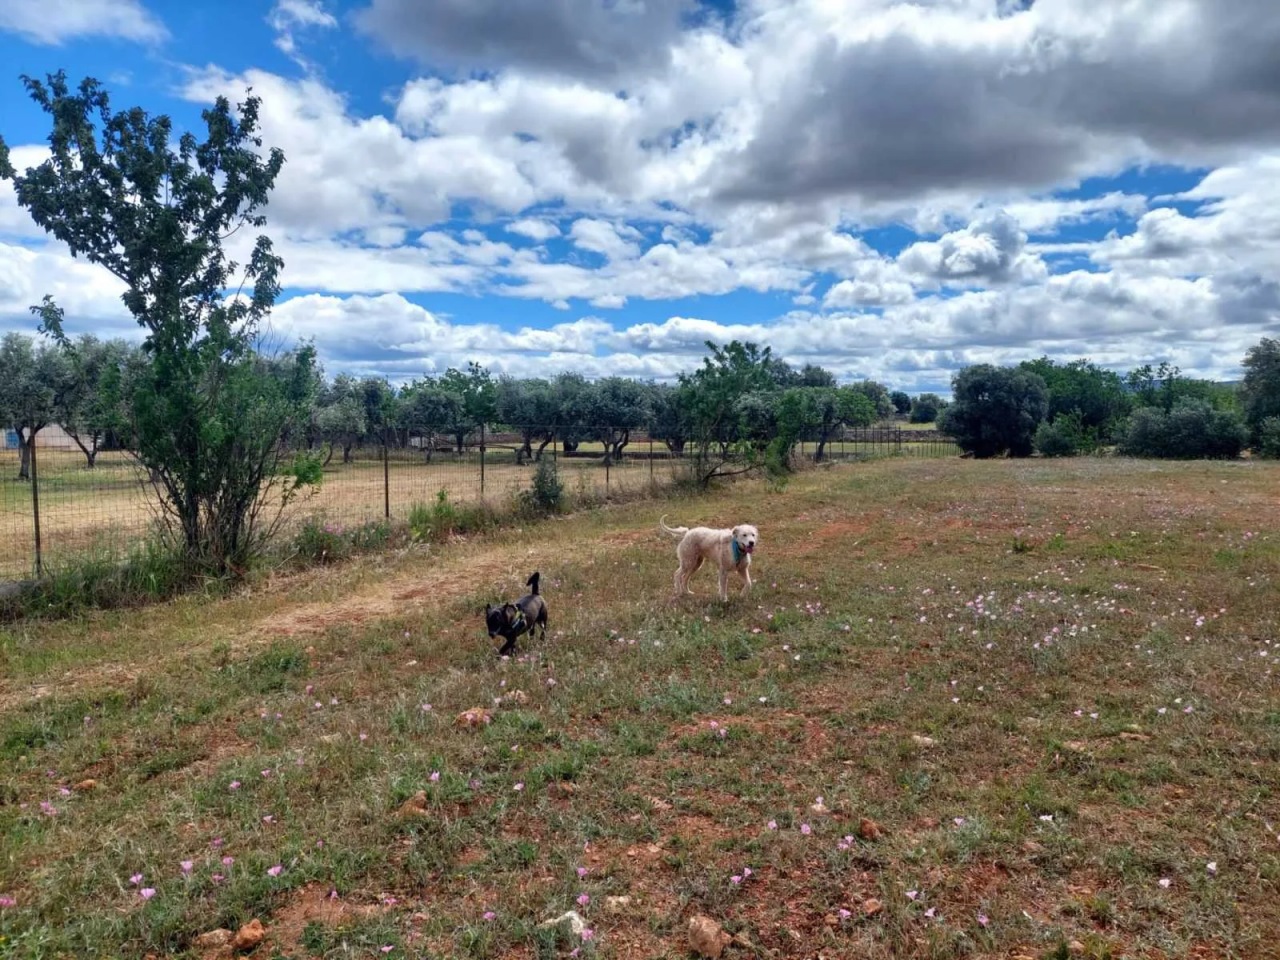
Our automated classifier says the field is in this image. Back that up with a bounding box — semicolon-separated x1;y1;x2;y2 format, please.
0;448;671;582
1;456;1276;959
0;434;955;582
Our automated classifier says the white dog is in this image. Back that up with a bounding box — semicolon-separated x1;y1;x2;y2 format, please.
659;516;759;602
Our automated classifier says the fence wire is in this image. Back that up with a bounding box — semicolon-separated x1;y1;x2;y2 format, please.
0;426;957;582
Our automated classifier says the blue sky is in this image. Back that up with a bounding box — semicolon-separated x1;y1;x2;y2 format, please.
1;0;1278;394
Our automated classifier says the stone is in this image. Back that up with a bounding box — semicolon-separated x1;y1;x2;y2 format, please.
232;918;265;952
73;779;97;791
397;791;429;819
687;914;731;958
537;910;587;937
911;735;936;748
604;895;632;913
858;817;882;840
863;898;884;917
195;929;233;949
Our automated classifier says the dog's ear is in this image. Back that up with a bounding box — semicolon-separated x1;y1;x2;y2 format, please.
731;525;741;538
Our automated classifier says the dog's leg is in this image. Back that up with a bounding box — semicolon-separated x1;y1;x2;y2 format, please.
718;568;730;602
739;562;753;597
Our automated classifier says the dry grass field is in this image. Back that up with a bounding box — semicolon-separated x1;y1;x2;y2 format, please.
1;456;1277;959
0;449;667;581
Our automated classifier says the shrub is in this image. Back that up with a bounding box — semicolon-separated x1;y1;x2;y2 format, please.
519;457;565;515
1033;419;1081;458
1255;417;1280;459
1116;400;1248;459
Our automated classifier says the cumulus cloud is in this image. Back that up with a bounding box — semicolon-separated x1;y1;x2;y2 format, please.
898;212;1046;286
0;0;166;45
353;0;694;81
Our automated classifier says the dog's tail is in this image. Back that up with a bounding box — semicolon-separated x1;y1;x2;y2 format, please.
659;515;689;539
526;571;540;595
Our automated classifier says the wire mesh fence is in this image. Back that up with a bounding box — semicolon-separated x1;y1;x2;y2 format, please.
0;425;958;582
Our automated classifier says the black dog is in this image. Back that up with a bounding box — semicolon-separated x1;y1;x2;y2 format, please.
485;572;549;657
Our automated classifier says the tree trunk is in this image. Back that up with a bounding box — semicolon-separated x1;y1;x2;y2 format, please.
535;436;553;461
16;429;31;481
342;441;354;464
322;442;335;468
814;436;828;461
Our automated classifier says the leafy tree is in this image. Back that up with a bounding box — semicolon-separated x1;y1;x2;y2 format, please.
796;363;837;388
1020;357;1130;447
938;364;1049;458
314;375;367;464
54;335;134;468
1240;338;1280;445
399;379;459;461
495;376;557;462
1;72;317;574
909;393;946;424
584;376;650;464
680;340;779;485
778;386;877;461
647;382;693;456
438;363;495;453
551;372;594;453
1125;362;1236;414
0;332;72;480
735;390;780;453
848;379;895;420
889;390;912;416
357;376;399;447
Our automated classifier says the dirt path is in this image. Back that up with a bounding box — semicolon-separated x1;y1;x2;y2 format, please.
0;523;658;714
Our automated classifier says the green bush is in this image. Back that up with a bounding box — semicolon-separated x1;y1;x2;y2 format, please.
1116;400;1248;459
519;457;565;515
1255;417;1280;459
1033;418;1081;458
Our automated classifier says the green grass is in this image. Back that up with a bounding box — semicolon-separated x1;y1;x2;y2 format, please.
0;457;1277;958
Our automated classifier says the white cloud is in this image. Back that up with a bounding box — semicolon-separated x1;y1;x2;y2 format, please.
898;212;1046;287
0;0;166;44
268;0;338;69
506;219;561;242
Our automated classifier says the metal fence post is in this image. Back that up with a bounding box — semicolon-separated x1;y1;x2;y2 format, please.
480;423;486;499
605;449;610;496
383;436;390;520
29;432;43;578
649;436;654;483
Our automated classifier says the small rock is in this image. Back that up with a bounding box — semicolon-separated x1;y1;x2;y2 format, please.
858;817;882;841
687;914;731;959
1063;741;1090;754
538;910;587;937
304;645;316;654
454;707;493;729
1119;731;1151;742
1022;839;1045;854
1068;941;1086;955
863;898;883;917
195;929;233;949
810;799;830;815
911;735;936;748
604;895;632;913
73;779;97;792
397;791;429;819
232;918;265;952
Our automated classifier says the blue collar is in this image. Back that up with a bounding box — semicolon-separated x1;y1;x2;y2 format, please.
732;540;742;565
